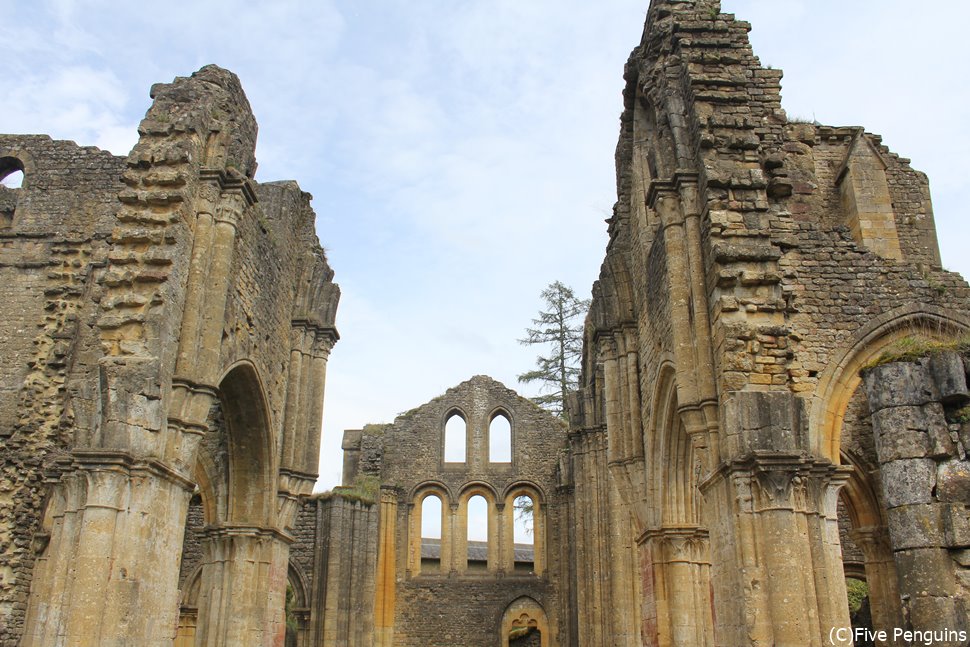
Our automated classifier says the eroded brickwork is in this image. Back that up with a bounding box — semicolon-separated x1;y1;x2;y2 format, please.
569;1;970;645
0;136;126;643
4;3;970;646
0;65;339;646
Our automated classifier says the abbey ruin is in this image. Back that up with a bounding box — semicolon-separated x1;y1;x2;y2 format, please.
2;1;969;645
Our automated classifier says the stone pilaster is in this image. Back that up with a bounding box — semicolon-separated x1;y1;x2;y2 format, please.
374;488;398;647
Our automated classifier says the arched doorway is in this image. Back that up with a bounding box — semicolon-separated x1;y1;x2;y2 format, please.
501;597;549;647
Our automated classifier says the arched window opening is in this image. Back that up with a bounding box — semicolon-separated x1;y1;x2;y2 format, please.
489;413;512;463
444;412;466;463
0;169;23;189
0;157;24;229
513;495;535;573
0;157;25;189
466;494;488;572
420;494;442;573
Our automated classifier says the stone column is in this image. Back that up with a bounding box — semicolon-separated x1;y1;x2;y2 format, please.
447;502;460;575
193;526;291;647
533;499;545;576
456;500;472;575
486;500;499;574
702;453;851;647
863;355;970;641
640;526;713;647
374;489;398;647
850;526;902;639
21;457;195;647
497;500;510;575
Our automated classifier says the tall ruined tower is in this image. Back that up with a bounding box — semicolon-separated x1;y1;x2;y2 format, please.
0;66;339;645
568;1;970;645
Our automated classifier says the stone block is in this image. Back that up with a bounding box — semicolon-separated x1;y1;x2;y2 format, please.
894;547;957;597
881;459;936;507
929;352;970;405
864;361;937;411
951;548;970;567
960;422;970;457
726;391;808;454
937;461;970;505
926;404;957;458
872;405;931;461
887;504;945;549
906;596;961;636
943;502;970;547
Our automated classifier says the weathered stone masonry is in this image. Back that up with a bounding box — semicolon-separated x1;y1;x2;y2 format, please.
0;65;339;646
3;2;970;646
568;0;970;645
338;376;572;647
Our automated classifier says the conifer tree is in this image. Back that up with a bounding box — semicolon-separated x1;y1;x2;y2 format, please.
517;281;590;417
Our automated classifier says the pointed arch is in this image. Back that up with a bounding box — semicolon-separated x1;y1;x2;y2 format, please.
218;361;276;525
488;408;513;464
642;361;713;645
501;597;549;647
443;408;467;464
811;305;970;462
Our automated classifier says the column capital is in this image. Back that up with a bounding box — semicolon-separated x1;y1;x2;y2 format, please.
200;523;294;545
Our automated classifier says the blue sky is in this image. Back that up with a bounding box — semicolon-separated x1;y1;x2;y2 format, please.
3;1;968;490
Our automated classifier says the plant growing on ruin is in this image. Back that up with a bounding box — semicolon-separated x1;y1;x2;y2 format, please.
517;281;590;417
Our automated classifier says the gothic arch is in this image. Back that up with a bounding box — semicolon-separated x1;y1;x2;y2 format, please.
642;362;713;646
500;596;550;647
811;304;970;462
217;361;276;525
285;562;311;647
488;408;514;464
192;448;224;525
443;408;468;464
838;451;884;531
837;449;902;633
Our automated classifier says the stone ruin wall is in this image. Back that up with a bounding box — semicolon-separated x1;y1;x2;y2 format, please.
0;135;127;643
0;65;339;646
342;375;572;647
3;2;970;646
569;0;970;645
